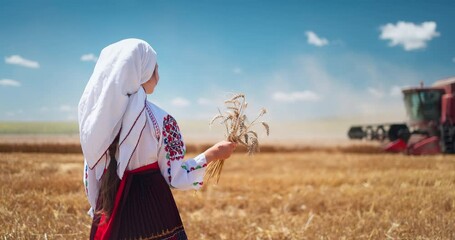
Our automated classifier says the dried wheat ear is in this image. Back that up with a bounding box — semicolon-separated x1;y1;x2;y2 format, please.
205;93;269;184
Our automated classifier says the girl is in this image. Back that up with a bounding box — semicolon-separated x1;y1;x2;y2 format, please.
78;38;236;240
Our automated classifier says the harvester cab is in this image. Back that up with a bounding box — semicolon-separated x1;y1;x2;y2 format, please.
402;86;443;134
347;76;455;155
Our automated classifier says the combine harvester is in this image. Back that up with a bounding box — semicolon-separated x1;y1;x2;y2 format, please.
348;76;455;155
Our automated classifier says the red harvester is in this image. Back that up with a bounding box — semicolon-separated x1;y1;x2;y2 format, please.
348;76;455;155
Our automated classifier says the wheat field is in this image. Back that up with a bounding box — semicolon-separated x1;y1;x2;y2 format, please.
1;149;455;239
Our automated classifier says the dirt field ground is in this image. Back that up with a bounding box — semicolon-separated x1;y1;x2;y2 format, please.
1;151;455;239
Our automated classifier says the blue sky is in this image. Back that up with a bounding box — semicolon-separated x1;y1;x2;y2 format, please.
1;0;454;123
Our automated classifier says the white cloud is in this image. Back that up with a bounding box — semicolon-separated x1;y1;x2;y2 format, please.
390;85;403;97
380;21;440;51
272;91;321;102
367;87;384;98
5;109;24;117
171;97;190;107
305;31;329;47
197;98;213;106
81;53;98;62
266;54;415;122
0;79;21;87
5;55;40;68
59;105;73;112
233;67;243;74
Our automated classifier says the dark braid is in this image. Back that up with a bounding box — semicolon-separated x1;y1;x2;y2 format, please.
98;132;121;220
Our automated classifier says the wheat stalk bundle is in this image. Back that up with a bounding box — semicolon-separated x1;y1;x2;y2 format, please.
205;93;269;183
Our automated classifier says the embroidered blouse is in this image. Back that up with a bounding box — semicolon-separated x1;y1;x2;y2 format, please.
83;100;207;216
127;101;207;189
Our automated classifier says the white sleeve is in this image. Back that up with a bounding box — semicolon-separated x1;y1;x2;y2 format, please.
83;158;102;218
157;114;207;190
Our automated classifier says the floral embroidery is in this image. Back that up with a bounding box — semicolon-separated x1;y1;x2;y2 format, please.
84;164;88;196
162;115;185;184
181;163;207;173
193;182;203;186
163;116;185;161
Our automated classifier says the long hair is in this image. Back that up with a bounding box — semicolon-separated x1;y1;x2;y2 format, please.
98;132;121;220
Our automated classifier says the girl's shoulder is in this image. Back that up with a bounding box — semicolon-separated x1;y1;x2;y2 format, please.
145;101;170;123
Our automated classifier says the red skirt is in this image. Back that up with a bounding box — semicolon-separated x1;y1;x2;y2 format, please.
90;163;188;240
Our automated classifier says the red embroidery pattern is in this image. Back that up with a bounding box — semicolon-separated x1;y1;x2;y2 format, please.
162;115;185;184
145;103;160;141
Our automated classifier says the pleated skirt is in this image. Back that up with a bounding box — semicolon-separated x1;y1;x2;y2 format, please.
90;164;188;240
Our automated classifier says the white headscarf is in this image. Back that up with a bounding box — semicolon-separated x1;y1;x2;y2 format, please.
78;38;157;179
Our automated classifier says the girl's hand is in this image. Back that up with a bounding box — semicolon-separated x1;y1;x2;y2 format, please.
204;140;237;163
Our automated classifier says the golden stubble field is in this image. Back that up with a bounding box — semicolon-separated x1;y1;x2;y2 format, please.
1;150;455;239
